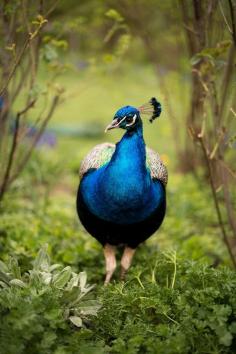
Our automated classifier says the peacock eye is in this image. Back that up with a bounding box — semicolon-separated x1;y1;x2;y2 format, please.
126;116;133;123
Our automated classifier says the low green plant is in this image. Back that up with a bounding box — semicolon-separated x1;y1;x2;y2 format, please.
0;246;101;354
1;245;236;353
91;254;236;354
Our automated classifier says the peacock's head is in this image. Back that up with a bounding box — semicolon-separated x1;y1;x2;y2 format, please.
105;106;140;132
105;98;161;133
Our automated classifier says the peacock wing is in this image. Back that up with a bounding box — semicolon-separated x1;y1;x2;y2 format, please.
146;147;168;186
79;142;115;179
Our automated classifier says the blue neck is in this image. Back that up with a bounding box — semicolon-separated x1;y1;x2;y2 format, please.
96;122;152;212
108;123;146;178
80;122;164;224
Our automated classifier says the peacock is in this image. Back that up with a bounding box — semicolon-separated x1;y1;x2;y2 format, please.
77;98;168;284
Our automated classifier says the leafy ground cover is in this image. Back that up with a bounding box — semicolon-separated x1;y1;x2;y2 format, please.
0;246;101;354
1;67;235;353
1;243;236;354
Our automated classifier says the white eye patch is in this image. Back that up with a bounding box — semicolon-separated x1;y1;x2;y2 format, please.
110;116;126;128
126;114;137;127
117;116;127;127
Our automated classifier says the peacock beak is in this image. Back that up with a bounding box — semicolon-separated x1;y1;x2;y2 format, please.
104;116;126;133
104;119;119;133
105;116;126;133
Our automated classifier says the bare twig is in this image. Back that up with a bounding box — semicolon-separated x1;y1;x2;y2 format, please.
219;159;236;179
231;107;236;117
219;44;235;121
220;164;236;242
219;0;233;34
0;38;29;98
0;18;47;98
8;95;60;185
228;0;236;46
11;59;30;104
0;99;36;202
179;0;197;55
22;0;37;89
45;0;60;16
192;128;236;267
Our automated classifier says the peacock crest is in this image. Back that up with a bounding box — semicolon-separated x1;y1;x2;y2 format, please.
138;97;162;123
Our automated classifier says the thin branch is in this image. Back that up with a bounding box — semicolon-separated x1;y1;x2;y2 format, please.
45;0;60;17
0;99;36;202
11;59;30;104
219;159;236;180
231;107;236;117
219;44;235;121
0;37;29;98
22;0;37;89
228;0;236;46
219;0;233;34
8;95;60;185
0;19;47;98
179;0;197;55
220;164;236;242
194;130;236;267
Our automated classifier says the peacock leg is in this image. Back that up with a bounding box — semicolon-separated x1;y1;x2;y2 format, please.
120;247;136;280
104;244;117;285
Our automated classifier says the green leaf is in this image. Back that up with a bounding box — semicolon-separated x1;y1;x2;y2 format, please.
0;270;10;284
229;322;236;334
42;44;58;63
62;286;81;304
77;300;102;316
49;264;62;272
69;316;83;327
41;272;52;285
105;9;124;22
53;266;72;288
79;272;87;290
66;272;79;291
219;331;233;347
0;280;8;288
51;39;68;50
83;284;95;295
9;279;26;288
33;245;50;271
0;260;8;273
190;54;202;66
9;257;21;279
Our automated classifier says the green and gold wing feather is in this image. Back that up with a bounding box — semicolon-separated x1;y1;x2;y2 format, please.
146;147;168;186
79;143;168;186
79;143;115;179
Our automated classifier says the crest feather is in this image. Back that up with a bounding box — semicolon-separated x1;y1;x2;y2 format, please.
138;97;162;123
